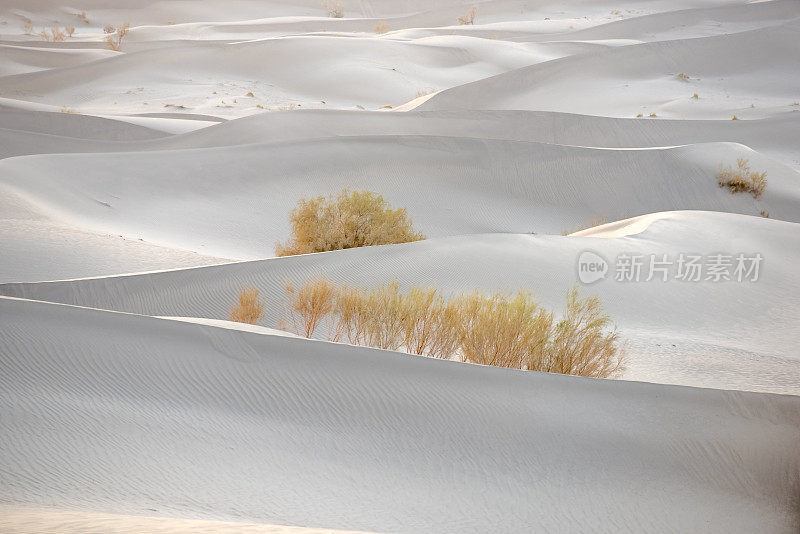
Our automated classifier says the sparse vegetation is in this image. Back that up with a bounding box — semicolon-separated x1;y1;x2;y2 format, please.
676;72;690;81
415;88;435;99
22;19;33;35
286;278;336;338
649;112;657;117
562;216;608;236
230;287;264;324
635;113;643;118
692;93;698;99
717;158;767;199
458;6;478;25
276;279;625;379
760;210;770;218
731;115;738;120
105;22;129;51
374;21;390;34
275;190;425;256
65;26;75;37
323;1;344;18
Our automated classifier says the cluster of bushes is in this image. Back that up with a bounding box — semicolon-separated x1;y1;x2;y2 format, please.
275;190;425;256
230;280;625;379
717;158;767;199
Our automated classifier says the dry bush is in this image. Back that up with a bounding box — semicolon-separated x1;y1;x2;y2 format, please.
330;281;404;350
65;26;75;37
562;215;608;236
676;72;690;81
402;286;453;357
324;1;344;18
457;291;553;368
717;158;767;199
39;28;52;41
103;24;115;33
374;21;390;34
458;6;477;25
540;287;625;378
692;93;698;99
276;190;425;256
105;22;129;51
286;278;336;338
22;19;33;35
281;279;624;378
50;26;66;41
360;281;405;350
230;287;264;325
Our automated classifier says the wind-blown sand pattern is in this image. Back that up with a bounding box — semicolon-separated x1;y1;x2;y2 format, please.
1;0;798;532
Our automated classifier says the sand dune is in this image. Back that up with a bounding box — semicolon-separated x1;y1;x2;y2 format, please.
2;210;798;394
1;135;797;260
1;0;798;531
421;21;800;118
1;296;798;533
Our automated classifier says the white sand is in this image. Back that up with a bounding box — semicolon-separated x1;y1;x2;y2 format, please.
1;0;798;531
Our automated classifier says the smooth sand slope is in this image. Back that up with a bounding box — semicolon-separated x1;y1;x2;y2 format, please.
1;296;798;533
1;137;798;261
3;210;798;395
1;0;799;531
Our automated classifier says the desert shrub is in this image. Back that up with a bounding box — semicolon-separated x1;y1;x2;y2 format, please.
717;158;766;199
676;72;690;81
275;190;425;256
324;1;344;18
286;278;336;338
65;26;75;37
562;215;608;236
105;22;129;51
22;19;33;35
458;6;477;25
103;24;115;33
230;287;264;324
540;287;625;378
280;279;624;378
457;291;553;368
374;21;390;34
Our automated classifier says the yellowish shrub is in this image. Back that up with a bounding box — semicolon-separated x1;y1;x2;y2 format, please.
458;6;477;25
457;291;553;368
717;158;767;199
276;190;425;256
281;279;624;379
105;22;129;51
65;26;75;37
286;278;336;338
540;287;625;378
401;286;462;358
230;287;264;325
374;21;390;34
